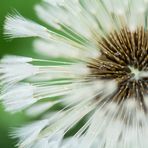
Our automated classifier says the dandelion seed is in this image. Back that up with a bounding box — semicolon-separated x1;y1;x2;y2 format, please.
1;0;148;147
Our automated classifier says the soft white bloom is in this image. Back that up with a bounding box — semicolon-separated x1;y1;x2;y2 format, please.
1;0;148;148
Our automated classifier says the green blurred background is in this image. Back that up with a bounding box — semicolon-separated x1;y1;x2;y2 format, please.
0;1;42;147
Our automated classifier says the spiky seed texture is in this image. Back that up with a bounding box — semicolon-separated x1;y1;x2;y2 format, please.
1;0;148;147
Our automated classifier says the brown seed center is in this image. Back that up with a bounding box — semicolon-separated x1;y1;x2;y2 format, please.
88;26;148;112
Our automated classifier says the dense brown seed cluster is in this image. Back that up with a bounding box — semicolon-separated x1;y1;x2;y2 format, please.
88;27;148;112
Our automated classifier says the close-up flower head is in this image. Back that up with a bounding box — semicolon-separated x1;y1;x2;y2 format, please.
0;0;148;147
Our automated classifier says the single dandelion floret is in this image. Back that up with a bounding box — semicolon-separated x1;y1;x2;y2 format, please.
1;0;148;147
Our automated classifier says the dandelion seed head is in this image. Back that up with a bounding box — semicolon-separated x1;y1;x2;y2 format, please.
1;0;148;147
